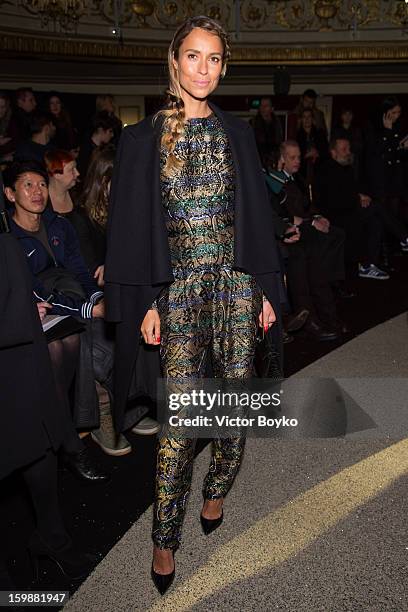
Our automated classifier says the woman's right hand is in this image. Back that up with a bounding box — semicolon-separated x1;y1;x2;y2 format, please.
383;111;393;130
141;309;161;345
37;301;52;321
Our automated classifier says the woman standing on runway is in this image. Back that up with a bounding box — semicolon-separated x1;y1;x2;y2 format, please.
104;16;283;595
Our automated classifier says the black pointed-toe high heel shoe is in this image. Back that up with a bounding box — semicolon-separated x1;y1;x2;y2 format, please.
200;509;224;535
151;550;175;596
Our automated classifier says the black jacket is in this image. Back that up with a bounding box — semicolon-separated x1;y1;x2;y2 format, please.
11;207;103;319
363;120;406;199
315;158;361;222
104;103;283;431
0;178;62;479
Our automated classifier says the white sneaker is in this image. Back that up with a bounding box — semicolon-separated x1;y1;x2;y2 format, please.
358;264;390;280
131;416;161;435
400;238;408;252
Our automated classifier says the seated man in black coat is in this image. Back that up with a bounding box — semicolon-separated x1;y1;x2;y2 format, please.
315;138;407;279
280;140;345;283
264;146;343;341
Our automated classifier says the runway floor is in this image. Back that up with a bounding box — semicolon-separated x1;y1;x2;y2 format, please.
1;254;407;611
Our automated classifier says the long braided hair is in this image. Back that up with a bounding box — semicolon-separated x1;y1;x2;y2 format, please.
155;15;231;176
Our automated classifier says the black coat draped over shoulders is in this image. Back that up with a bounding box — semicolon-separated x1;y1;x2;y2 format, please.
104;103;284;432
0;180;63;479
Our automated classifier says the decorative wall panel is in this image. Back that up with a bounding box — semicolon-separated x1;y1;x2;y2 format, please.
0;0;407;64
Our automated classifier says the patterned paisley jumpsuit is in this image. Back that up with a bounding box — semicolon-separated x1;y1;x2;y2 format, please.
152;113;262;550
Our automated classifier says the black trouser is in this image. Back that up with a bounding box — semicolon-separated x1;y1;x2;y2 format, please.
301;223;346;283
376;198;407;242
333;201;407;265
331;205;383;266
286;237;337;328
22;449;69;548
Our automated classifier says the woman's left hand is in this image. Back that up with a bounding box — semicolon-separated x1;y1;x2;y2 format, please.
94;265;105;287
258;300;276;333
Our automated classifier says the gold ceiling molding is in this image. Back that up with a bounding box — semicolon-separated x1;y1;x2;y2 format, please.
1;32;408;65
2;0;408;33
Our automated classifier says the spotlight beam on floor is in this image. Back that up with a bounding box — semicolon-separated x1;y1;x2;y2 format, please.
148;438;408;610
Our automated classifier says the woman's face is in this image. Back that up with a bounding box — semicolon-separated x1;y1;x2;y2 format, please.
388;105;401;124
172;28;224;104
57;160;79;190
301;110;313;130
49;96;62;116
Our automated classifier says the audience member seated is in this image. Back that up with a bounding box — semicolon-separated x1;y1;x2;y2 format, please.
46;91;77;152
95;94;122;143
296;109;328;187
0;170;97;583
14;87;37;142
250;96;283;161
80;146;161;436
288;88;328;140
41;149;133;456
262;151;306;343
15;111;56;164
4;160;109;483
315;138;391;280
45;148;160;446
315;138;389;280
78;146;161;436
49;147;114;277
363;96;408;230
77;111;116;180
331;107;363;180
264;141;345;341
0;92;19;163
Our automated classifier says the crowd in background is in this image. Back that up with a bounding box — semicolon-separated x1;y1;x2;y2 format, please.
252;90;408;342
1;87;408;441
1;85;408;406
1;84;408;587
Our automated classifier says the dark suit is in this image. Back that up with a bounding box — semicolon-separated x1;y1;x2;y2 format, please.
315;157;406;264
265;172;339;327
104;103;284;431
284;173;345;283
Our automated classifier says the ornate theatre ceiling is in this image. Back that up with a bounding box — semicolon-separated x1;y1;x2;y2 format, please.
0;0;407;64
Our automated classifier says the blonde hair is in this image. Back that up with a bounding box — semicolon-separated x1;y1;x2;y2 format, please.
156;15;230;176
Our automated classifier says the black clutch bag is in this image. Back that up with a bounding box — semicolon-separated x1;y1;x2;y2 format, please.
254;326;282;379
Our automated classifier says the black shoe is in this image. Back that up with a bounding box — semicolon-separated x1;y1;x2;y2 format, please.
61;448;110;483
200;510;224;535
304;320;340;342
282;330;294;344
27;531;98;581
337;287;356;299
151;550;175;596
285;308;310;332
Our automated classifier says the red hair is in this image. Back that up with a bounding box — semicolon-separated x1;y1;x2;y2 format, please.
44;149;74;176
